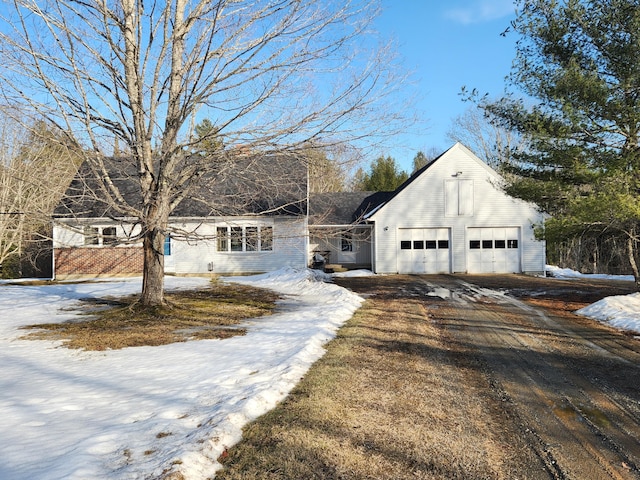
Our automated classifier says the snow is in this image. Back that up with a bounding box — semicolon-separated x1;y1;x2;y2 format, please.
546;265;635;282
546;265;640;335
0;268;363;480
0;265;638;479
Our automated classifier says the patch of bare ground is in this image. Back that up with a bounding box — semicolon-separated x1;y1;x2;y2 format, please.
20;283;279;350
216;284;545;479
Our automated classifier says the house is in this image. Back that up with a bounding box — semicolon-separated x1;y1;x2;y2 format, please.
52;143;546;278
308;143;546;275
52;154;309;278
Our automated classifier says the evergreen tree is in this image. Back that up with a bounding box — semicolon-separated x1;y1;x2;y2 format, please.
412;151;428;173
477;0;640;288
354;156;408;191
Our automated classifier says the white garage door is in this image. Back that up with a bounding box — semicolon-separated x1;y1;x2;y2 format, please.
398;228;451;274
467;227;521;273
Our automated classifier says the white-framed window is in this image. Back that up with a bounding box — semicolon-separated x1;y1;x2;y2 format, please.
341;233;353;252
83;226;118;246
216;225;274;252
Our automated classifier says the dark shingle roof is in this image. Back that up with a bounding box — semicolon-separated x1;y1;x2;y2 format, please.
54;154;308;219
308;191;393;225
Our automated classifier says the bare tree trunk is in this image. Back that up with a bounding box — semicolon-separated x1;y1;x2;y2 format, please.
627;230;640;292
141;227;165;306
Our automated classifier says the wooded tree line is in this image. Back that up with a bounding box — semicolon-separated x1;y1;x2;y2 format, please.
0;113;82;277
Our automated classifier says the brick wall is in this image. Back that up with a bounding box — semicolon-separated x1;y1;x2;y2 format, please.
54;247;144;277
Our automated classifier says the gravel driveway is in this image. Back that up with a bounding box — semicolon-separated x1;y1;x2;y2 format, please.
336;274;640;480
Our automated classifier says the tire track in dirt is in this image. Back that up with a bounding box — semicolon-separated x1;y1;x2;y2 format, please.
421;275;640;480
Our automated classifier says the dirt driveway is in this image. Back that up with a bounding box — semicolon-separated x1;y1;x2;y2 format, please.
336;274;640;479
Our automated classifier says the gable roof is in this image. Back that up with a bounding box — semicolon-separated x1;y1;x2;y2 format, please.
362;143;499;220
54;154;308;219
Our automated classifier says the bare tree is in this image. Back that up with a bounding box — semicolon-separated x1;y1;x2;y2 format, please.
446;104;526;169
0;110;81;277
0;0;408;305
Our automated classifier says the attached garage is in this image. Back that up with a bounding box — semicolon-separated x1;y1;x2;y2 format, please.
365;144;545;276
398;228;451;274
467;227;521;273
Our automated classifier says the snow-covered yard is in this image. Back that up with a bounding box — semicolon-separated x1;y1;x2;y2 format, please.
0;267;637;479
0;269;362;480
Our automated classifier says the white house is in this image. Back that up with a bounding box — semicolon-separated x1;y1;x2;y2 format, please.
308;143;546;275
52;144;545;278
52;155;308;278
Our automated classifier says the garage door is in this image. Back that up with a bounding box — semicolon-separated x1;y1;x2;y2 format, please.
398;228;451;274
467;227;520;273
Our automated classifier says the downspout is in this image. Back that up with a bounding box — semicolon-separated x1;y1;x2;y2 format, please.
305;156;310;268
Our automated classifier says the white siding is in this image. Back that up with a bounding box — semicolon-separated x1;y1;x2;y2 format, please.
53;221;142;248
369;143;545;274
53;216;307;275
171;217;307;274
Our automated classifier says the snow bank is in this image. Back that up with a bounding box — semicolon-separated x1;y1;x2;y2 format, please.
576;293;640;333
546;265;640;335
546;265;635;282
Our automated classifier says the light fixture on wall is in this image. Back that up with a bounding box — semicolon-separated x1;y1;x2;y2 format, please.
384;226;389;231
453;171;463;177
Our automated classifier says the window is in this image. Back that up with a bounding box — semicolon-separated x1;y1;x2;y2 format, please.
425;240;437;249
102;227;118;246
400;241;411;250
495;240;506;249
84;226;99;245
438;240;449;249
469;240;481;249
245;227;258;252
261;227;273;251
217;227;228;252
230;227;243;251
482;240;493;249
341;233;353;252
164;235;172;256
413;240;424;249
217;225;274;252
507;239;518;249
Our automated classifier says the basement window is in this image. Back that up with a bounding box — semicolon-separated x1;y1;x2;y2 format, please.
102;227;118;246
83;227;99;245
83;226;118;246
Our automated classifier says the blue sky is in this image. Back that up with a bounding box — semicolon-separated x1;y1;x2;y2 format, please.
374;0;518;171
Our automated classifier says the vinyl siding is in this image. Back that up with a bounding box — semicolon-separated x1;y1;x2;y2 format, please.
369;144;545;274
53;216;307;276
171;217;307;274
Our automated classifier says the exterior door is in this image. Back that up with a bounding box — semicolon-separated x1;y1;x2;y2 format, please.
467;227;520;273
398;228;451;274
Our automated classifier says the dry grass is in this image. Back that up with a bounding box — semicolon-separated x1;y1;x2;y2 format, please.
20;283;279;350
215;294;531;480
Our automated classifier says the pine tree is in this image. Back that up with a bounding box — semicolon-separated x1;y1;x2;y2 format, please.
477;0;640;288
354;156;408;191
